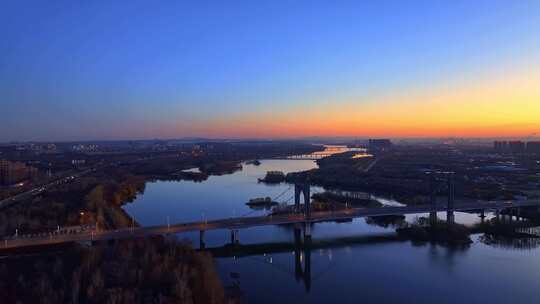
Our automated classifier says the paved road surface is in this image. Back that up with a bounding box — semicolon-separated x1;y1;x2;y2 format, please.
2;199;539;251
0;168;97;210
0;154;180;210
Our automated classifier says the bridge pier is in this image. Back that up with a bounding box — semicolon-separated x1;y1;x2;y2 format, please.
429;212;438;226
295;186;301;213
304;223;311;240
294;183;311;217
199;230;206;250
446;211;455;224
428;173;438;226
230;229;239;244
446;173;455;224
479;210;486;223
294;224;302;241
429;173;436;208
305;194;311;218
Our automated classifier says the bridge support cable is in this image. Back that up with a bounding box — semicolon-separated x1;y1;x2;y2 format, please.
273;186;292;202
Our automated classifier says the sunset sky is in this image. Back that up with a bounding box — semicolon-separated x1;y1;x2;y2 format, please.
1;1;540;141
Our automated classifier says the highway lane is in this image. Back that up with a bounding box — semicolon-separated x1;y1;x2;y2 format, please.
0;154;178;210
0;167;97;210
2;199;539;251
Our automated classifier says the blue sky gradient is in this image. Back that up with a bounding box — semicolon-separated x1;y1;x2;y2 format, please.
1;1;539;141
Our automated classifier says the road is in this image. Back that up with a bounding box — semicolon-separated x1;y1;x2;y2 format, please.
2;199;539;251
0;154;179;210
0;167;98;210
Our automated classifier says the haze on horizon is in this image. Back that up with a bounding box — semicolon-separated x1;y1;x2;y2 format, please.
1;1;540;142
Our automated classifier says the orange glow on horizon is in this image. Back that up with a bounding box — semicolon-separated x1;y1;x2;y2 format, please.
194;67;540;138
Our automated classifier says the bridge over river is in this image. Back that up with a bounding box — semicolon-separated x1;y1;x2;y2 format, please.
2;199;540;252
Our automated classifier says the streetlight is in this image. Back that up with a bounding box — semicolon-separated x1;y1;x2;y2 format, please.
80;211;85;227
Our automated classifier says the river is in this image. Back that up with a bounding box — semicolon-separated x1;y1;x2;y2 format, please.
123;152;540;304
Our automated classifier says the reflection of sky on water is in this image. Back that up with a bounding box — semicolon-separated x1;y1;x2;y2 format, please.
124;158;540;304
216;230;540;304
123;159;319;224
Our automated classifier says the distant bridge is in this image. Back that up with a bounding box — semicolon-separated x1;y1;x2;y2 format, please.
272;147;366;160
271;153;337;160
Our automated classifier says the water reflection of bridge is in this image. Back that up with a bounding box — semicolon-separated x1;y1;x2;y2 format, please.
209;224;323;291
205;216;540;292
207;229;407;291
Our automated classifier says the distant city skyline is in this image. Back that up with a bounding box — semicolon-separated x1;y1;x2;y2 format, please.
2;1;540;142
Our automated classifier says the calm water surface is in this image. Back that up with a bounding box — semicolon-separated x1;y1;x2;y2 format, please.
124;158;540;304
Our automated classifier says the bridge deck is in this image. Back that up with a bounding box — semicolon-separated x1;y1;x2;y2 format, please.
2;200;539;251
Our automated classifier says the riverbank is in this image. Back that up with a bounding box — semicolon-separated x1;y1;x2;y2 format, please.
0;142;322;236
